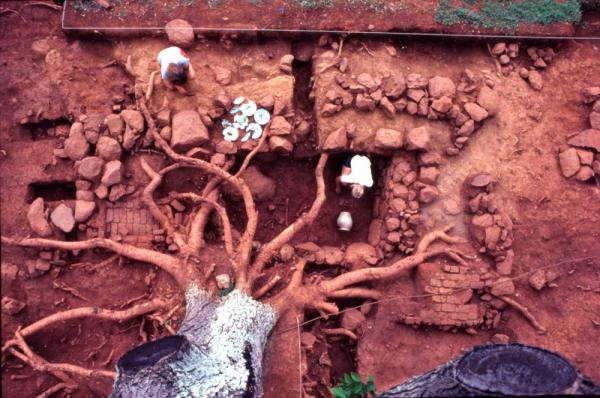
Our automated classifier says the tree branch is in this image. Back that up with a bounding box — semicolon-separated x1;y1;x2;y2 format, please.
250;154;329;283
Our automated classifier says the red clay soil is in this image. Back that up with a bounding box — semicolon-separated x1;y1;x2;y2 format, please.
61;0;599;37
1;3;600;398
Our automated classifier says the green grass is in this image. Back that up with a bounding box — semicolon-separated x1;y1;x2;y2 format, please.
331;373;376;398
435;0;583;30
290;0;403;12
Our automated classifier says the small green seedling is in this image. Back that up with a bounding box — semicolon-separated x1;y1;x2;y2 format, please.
331;372;376;398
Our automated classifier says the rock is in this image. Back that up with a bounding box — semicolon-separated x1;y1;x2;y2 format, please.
216;140;237;154
238;166;276;201
300;332;317;351
528;269;546;291
491;277;515;296
165;19;194;48
471;173;492;187
84;130;99;144
379;97;396;117
558;148;581;178
355;93;376;111
594;160;600;175
279;54;294;73
385;217;401;231
368;219;383;246
74;200;96;222
583;86;600;104
406;73;428;89
94;184;108;199
499;54;510;65
407;88;426;103
76;190;94;201
320;246;345;265
431;96;453;113
269;136;293;154
356;73;378;91
156;108;171;128
419;152;443;166
343;243;378;269
590;112;600;130
295;242;321;253
120;110;144;133
574;166;594;181
519;68;530;79
259;95;275;110
96;136;122;161
321;103;341;116
457;119;475;137
269;116;292;136
64;130;90;161
1;263;19;282
160;126;172;141
568;129;600;152
78;156;105;180
390;198;407;213
428;76;456;98
464;102;489;122
443;199;462;215
528;70;543;91
484;226;501;250
419;167;439;184
491;333;510;344
576;149;594;166
405;126;430;151
491;42;506;55
374;128;403;150
27;198;52;237
50;204;75;233
534;58;547;69
323;127;347;152
105;114;124;137
340;308;366;331
101;160;123;187
214;66;232;85
31;38;51;59
279;244;295;262
419;185;439;204
418;98;429;116
295;120;311;138
476;86;499;116
108;184;128;202
406;101;418;115
214;94;232;110
496;249;514;275
171;110;209;151
382;75;406;98
2;296;26;315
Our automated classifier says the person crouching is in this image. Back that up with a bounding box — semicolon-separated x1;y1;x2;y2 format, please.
156;46;196;95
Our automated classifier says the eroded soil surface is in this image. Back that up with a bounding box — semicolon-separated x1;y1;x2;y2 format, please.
1;3;599;398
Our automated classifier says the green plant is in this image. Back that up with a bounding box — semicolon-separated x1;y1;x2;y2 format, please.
331;372;376;398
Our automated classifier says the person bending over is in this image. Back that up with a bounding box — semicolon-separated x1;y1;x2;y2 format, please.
156;46;195;95
335;154;373;199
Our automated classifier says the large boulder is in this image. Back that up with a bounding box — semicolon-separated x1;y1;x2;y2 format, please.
428;76;456;98
77;156;105;181
405;126;430;151
558;148;581;178
170;110;209;152
74;200;96;223
464;102;489;122
96;136;122;161
269;116;292;136
269;136;293;154
528;70;543;91
101;160;123;187
228;166;276;202
50;204;75;233
165;19;194;48
343;243;378;270
476;86;500;116
374;128;404;150
322;127;347;152
121;110;145;150
105;114;124;137
27;198;52;237
568;129;600;152
64;129;90;161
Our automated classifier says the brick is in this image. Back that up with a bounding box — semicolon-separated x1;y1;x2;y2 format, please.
432;295;446;303
438;287;453;294
470;281;485;289
441;303;456;312
430;278;442;287
424;286;440;294
442;280;459;288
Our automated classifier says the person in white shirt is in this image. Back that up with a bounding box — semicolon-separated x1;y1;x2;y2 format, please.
156;46;196;94
335;154;373;199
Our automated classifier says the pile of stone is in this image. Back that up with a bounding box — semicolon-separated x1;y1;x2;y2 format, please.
464;173;514;276
558;86;600;182
490;42;520;71
368;153;442;257
294;241;380;270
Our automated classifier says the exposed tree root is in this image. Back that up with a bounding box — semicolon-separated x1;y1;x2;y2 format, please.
328;288;382;300
1;236;184;287
0;8;25;21
21;2;62;11
234;126;269;178
496;295;547;333
35;382;73;398
145;71;157;101
253;275;282;299
322;328;358;340
251;153;329;282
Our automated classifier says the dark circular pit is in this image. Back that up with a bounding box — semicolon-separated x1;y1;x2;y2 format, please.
456;343;577;395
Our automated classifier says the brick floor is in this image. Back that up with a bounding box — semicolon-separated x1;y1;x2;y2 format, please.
105;198;157;246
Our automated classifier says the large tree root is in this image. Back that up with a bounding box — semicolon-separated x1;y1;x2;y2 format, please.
495;295;547;333
3;299;168;390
